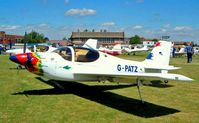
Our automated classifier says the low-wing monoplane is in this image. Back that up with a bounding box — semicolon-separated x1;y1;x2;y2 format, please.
123;45;149;55
174;47;186;57
6;44;56;55
9;40;193;103
98;43;122;56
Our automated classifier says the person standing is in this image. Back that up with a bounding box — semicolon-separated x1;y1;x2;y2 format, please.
0;46;3;55
172;47;176;58
185;44;194;63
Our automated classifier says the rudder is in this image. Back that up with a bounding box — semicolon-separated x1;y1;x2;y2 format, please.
143;41;172;66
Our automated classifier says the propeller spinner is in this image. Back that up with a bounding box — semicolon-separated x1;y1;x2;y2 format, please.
9;53;43;75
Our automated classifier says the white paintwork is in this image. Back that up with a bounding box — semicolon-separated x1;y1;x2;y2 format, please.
174;47;186;57
123;45;149;54
6;48;31;54
143;41;155;47
83;39;98;50
98;44;122;55
194;47;199;54
6;45;56;54
36;40;192;82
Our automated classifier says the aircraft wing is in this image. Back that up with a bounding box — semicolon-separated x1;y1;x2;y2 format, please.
6;49;31;54
74;71;193;81
175;52;186;56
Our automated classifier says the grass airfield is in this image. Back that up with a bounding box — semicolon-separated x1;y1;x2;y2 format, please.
0;53;199;123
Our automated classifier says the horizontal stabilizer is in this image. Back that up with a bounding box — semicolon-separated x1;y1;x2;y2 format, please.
145;66;181;70
157;73;193;81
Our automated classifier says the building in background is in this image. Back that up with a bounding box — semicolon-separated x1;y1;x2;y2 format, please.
0;31;23;45
141;38;156;47
173;41;193;46
48;40;71;46
70;30;126;46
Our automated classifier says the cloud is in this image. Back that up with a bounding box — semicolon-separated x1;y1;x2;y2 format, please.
1;23;199;43
0;25;21;30
38;23;50;28
163;24;170;28
133;25;143;29
123;24;199;42
64;0;69;4
161;29;167;32
65;8;96;16
101;22;115;26
174;26;192;31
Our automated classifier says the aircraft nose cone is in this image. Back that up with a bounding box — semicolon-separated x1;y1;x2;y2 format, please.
9;55;18;63
9;53;28;65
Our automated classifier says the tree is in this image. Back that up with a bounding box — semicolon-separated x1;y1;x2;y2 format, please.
22;31;47;43
44;37;49;41
84;29;88;32
152;38;159;42
129;35;142;44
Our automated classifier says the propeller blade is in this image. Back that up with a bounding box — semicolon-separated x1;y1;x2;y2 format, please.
23;42;26;53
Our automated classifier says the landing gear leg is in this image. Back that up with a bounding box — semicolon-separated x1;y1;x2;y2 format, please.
163;80;169;86
136;78;144;104
164;80;168;84
50;80;65;90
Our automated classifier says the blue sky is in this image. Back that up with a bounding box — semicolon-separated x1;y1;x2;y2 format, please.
0;0;199;42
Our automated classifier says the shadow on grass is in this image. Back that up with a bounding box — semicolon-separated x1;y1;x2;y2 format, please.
144;80;174;88
9;68;26;70
13;77;179;118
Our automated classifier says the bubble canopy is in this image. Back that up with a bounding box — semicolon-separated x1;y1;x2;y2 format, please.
53;46;100;62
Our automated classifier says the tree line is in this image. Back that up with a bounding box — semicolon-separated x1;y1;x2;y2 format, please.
19;31;159;44
19;31;49;43
129;35;159;44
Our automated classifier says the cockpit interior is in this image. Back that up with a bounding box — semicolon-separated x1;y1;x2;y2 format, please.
53;47;100;62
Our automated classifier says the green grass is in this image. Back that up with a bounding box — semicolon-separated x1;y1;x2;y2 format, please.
1;54;199;123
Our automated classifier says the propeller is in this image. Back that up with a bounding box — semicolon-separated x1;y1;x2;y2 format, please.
19;32;27;71
23;31;27;53
23;42;26;53
10;52;38;72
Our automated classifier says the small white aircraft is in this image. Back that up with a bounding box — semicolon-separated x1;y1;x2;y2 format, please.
193;47;199;54
6;44;56;54
123;45;149;55
174;47;186;57
98;43;122;56
9;40;193;103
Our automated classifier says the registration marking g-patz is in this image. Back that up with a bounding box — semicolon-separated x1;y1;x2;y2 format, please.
117;64;138;72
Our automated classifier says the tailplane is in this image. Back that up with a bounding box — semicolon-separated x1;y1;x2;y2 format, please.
113;44;121;50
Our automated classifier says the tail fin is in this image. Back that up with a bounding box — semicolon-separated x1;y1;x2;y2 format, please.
143;40;172;66
178;47;185;53
113;44;121;50
83;39;98;50
143;45;149;51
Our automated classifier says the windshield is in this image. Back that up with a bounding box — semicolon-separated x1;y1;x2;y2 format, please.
74;47;99;62
54;47;72;61
54;46;99;62
28;45;49;52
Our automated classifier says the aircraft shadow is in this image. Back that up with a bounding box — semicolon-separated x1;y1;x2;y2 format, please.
144;80;174;88
13;78;179;118
9;68;26;70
